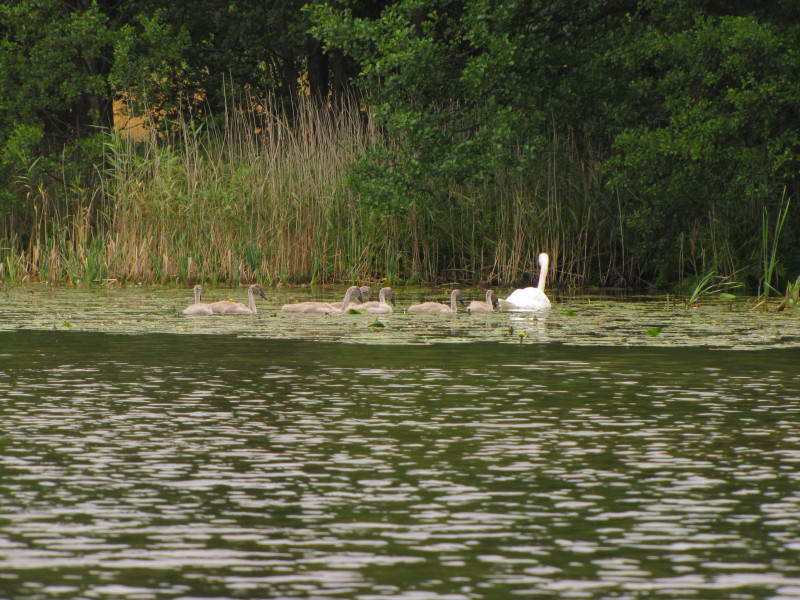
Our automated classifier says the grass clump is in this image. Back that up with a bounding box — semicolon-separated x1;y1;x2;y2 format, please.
759;189;791;299
685;270;743;307
775;276;800;312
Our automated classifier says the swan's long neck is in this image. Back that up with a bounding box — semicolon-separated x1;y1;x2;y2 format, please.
450;291;458;312
485;290;494;310
537;254;549;291
248;286;257;314
193;286;203;304
379;288;390;305
341;288;356;311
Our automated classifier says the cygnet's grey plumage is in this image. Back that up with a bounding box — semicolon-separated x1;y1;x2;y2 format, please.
365;287;395;314
331;285;372;309
281;286;363;314
183;285;213;315
407;289;463;313
209;284;267;315
468;289;497;313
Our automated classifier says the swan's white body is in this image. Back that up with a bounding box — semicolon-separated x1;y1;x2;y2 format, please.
331;286;371;309
365;287;395;314
468;289;496;313
501;287;550;310
500;253;552;311
408;289;463;313
183;285;213;315
281;286;363;314
209;284;267;315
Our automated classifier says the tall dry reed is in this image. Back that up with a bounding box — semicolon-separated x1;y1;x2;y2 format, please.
1;97;624;287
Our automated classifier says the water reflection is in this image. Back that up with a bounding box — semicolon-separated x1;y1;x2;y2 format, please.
508;312;550;344
1;332;800;598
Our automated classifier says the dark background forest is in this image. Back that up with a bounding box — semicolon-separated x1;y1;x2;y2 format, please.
1;0;798;292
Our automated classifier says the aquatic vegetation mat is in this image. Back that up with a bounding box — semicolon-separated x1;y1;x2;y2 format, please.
1;286;798;349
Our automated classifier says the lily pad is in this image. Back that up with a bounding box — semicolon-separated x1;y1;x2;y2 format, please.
0;285;798;349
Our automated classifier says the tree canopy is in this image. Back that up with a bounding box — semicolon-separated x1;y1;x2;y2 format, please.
1;0;798;286
309;1;799;277
0;0;362;210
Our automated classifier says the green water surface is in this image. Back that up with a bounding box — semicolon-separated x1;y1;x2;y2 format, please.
1;287;800;599
1;284;798;348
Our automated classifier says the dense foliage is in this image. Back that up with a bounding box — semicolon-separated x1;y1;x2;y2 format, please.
309;0;800;285
1;0;798;288
0;1;351;203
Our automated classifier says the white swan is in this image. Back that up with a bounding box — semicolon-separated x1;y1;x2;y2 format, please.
331;285;372;309
468;289;497;313
182;285;213;315
408;289;463;313
281;286;363;314
365;287;395;314
209;284;267;315
499;253;552;311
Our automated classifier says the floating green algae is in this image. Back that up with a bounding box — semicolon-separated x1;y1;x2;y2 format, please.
0;285;797;349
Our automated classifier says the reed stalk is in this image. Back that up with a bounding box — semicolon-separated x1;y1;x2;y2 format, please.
759;188;791;298
0;96;625;287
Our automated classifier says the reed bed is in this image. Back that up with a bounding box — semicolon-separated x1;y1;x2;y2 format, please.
2;97;622;288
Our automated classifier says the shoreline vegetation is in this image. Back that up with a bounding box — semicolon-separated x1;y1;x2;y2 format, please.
0;94;796;305
2;4;798;299
0;97;616;289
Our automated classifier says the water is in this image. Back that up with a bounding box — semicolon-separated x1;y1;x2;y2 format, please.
2;287;800;598
1;284;799;348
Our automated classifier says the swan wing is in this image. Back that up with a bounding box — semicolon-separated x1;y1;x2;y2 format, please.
505;287;536;304
282;301;319;312
467;301;491;313
366;304;392;314
183;303;213;315
210;300;250;314
408;302;450;313
501;288;551;310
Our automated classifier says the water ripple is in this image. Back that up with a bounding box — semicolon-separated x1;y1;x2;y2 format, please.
1;333;799;598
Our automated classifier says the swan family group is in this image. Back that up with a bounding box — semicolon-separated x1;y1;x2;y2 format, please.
184;253;552;316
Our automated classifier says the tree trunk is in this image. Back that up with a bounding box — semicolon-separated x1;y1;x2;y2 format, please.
306;36;329;101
